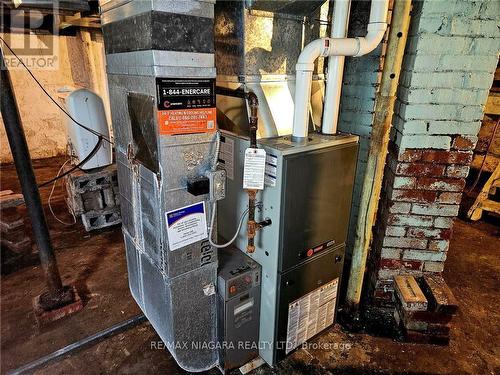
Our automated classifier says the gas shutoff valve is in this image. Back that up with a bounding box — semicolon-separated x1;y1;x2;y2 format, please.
205;169;226;201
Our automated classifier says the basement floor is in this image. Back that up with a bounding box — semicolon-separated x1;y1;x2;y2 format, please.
1;157;499;375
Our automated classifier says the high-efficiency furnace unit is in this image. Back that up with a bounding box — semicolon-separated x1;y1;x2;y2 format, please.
218;131;358;364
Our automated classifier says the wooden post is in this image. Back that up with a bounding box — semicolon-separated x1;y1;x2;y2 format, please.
346;0;413;311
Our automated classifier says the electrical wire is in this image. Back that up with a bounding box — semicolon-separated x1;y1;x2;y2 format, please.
208;203;249;248
0;36;113;145
212;131;221;172
38;136;103;188
48;159;77;226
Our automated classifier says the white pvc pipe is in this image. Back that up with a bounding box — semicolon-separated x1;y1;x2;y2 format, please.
292;0;389;141
322;0;351;136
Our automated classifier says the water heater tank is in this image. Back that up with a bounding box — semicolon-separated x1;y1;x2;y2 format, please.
65;89;113;170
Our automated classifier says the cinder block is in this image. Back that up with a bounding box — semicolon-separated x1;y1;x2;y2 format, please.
82;190;104;212
81;207;122;231
416;16;450;35
102;187;117;208
65;164;118;193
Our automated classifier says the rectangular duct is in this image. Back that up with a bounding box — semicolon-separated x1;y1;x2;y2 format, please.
214;0;329;138
101;1;219;371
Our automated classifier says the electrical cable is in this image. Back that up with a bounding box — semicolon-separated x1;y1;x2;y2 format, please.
38;136;103;188
48;159;77;226
0;36;113;145
212;131;221;172
208;203;249;248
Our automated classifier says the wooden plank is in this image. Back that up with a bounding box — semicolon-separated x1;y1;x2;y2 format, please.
485;92;500;116
0;190;14;197
0;193;24;208
471;154;499;172
480;198;500;213
468;163;500;220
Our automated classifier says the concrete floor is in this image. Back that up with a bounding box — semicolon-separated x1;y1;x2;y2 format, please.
1;157;499;375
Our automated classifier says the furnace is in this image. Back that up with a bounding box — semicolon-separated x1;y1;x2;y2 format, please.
100;0;388;372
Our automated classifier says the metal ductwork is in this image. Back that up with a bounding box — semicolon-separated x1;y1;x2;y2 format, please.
245;0;326;16
0;0;90;15
215;0;330;138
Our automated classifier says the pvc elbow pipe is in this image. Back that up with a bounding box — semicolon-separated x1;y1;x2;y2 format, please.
296;39;325;70
355;24;387;57
293;38;329;141
293;0;389;141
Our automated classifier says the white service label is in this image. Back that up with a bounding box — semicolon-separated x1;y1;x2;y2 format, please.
243;148;266;190
285;278;339;354
219;136;234;180
165;202;208;251
264;153;278;187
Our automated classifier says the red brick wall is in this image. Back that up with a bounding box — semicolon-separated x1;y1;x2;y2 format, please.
369;144;476;307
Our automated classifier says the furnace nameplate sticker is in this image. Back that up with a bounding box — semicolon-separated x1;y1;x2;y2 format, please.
156;78;216;136
243;148;266;190
285;278;339;354
219;136;234;180
165;202;208;251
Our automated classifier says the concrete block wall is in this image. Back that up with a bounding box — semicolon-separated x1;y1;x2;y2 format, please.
369;0;499;307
